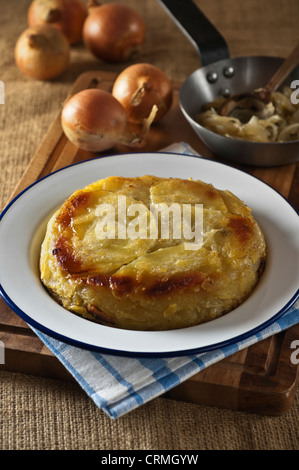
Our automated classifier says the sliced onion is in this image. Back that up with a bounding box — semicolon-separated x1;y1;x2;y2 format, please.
278;123;299;141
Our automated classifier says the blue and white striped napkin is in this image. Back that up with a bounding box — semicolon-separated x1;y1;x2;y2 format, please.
31;143;299;419
32;300;299;419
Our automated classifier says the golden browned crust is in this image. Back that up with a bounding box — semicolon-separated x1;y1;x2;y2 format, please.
40;175;266;330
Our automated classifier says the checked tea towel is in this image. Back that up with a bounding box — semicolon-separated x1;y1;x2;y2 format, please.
31;143;299;419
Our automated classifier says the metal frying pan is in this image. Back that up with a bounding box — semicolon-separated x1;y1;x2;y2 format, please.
158;0;299;167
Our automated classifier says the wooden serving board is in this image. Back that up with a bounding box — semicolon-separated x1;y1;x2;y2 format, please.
0;71;298;415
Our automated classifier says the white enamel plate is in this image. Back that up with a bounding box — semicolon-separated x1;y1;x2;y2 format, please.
0;152;298;357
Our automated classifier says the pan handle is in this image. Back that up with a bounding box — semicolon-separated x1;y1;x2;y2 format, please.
157;0;230;66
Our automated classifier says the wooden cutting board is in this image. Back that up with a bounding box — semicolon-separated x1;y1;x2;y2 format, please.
0;71;298;415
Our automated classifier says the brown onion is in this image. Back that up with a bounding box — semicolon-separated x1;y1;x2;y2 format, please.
15;24;70;80
83;0;145;63
28;0;88;45
61;88;157;152
112;63;173;124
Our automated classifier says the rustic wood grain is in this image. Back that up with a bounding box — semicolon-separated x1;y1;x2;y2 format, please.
0;71;298;416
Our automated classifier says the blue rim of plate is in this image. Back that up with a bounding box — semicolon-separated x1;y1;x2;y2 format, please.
0;151;298;358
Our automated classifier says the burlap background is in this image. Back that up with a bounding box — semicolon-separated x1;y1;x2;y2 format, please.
0;0;298;450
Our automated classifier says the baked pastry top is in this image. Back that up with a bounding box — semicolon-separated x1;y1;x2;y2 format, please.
40;175;266;330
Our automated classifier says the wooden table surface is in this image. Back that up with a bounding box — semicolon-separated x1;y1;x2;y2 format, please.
0;0;298;451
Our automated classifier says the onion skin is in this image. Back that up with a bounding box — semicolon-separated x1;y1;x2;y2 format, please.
15;24;70;80
28;0;88;45
83;2;146;63
112;63;173;124
61;88;157;152
61;88;128;152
